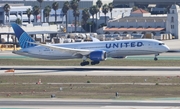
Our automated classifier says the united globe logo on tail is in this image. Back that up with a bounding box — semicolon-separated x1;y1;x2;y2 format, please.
11;23;36;48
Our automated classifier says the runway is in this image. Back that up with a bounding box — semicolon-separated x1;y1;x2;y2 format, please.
1;67;180;109
1;40;180;109
0;99;180;109
1;50;180;60
1;66;180;76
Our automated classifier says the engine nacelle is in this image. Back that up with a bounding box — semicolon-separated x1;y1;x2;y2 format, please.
89;51;107;61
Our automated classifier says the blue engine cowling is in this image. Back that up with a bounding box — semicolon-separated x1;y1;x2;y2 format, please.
89;51;107;61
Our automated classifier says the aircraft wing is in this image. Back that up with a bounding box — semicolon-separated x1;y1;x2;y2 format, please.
29;42;92;56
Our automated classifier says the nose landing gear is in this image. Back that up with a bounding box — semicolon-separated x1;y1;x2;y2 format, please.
154;54;159;61
154;57;158;61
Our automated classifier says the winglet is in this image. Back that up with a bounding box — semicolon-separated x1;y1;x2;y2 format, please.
11;23;36;48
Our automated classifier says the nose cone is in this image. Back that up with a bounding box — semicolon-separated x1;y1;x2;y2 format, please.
164;45;170;52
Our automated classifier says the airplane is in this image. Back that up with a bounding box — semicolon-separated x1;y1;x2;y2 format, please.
11;23;169;66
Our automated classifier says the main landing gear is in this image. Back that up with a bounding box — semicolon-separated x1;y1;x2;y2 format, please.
80;61;100;66
80;56;100;66
91;61;100;65
80;56;89;66
154;54;159;61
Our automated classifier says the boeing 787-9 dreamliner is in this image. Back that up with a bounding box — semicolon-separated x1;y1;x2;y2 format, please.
11;23;169;66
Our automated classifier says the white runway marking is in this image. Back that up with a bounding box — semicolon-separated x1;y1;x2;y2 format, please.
101;106;180;109
1;70;180;76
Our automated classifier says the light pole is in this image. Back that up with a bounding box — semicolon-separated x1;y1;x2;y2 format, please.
89;24;91;33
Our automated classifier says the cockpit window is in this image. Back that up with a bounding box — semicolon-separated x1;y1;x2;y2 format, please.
159;43;165;45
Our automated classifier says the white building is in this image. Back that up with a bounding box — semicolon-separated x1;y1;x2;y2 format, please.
0;5;34;24
97;5;180;40
97;8;132;25
98;8;167;35
166;4;180;39
0;4;132;27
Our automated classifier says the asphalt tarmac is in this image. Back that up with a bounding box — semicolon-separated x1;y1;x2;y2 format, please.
0;40;180;109
1;66;180;76
0;99;180;109
1;66;180;109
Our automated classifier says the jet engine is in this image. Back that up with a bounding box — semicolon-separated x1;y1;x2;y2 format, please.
89;51;107;61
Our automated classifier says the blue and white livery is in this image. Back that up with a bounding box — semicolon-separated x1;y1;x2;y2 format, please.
11;23;169;66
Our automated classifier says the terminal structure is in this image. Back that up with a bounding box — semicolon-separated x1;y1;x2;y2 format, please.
97;4;180;40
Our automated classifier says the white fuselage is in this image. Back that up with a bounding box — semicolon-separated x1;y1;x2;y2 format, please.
13;39;169;59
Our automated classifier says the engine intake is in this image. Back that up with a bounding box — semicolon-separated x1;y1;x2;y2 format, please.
89;51;107;61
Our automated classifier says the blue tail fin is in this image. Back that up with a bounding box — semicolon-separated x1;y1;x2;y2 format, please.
11;23;36;48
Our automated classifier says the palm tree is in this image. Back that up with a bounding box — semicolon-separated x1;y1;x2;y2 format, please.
62;1;70;33
102;4;109;25
82;8;90;32
73;9;80;32
32;5;40;23
93;5;99;30
108;2;113;19
37;0;44;23
96;0;102;18
89;6;95;24
26;8;32;24
15;18;22;25
132;6;138;11
43;5;51;23
52;2;59;24
70;0;79;32
3;4;10;24
70;0;78;12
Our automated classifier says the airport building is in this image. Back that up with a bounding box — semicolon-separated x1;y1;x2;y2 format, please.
97;4;180;40
0;5;33;24
0;4;132;33
0;0;113;25
113;0;180;7
166;4;180;39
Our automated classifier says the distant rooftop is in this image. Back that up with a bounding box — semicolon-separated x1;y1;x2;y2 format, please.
0;3;24;7
104;27;165;32
0;31;59;35
132;8;149;14
110;16;166;22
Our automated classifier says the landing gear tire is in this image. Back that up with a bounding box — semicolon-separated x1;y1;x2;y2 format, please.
154;54;159;61
154;57;158;61
91;61;100;65
91;62;95;65
80;61;89;66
